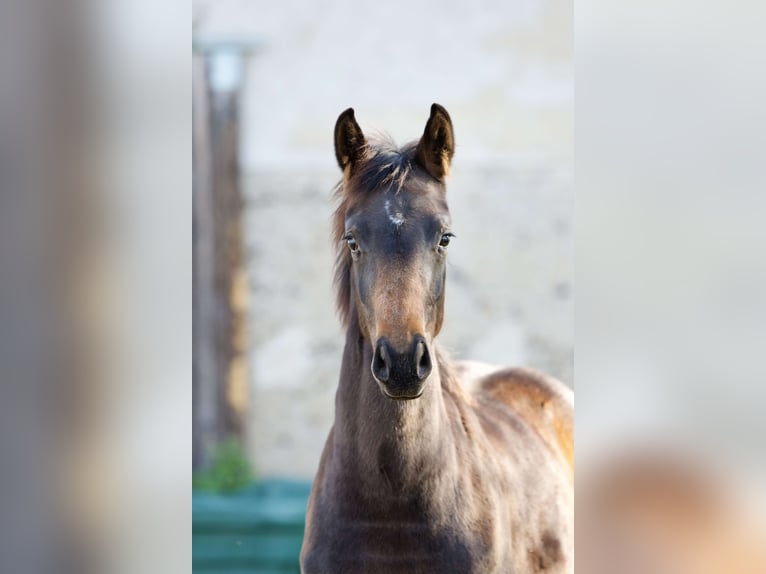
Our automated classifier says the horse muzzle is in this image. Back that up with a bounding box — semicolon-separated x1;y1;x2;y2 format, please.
371;335;432;399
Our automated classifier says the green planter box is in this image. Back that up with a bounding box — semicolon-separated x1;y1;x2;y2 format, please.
193;480;311;574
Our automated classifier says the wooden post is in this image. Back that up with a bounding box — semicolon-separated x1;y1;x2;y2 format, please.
192;53;217;470
193;42;256;470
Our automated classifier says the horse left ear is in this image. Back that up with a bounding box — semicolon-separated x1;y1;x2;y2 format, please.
334;108;367;174
415;103;455;181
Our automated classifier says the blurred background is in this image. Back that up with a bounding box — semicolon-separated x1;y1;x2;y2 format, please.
192;0;573;480
2;0;763;573
192;1;572;569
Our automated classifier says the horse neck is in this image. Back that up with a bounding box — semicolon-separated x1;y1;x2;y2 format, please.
333;320;456;492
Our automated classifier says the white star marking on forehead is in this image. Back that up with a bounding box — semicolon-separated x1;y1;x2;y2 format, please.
384;199;405;228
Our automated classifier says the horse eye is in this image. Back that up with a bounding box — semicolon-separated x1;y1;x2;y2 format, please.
345;235;359;253
439;233;454;248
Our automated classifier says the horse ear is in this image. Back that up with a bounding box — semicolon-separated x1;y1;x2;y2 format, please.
415;103;455;181
334;108;367;173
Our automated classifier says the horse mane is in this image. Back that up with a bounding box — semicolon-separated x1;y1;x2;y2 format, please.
331;134;421;326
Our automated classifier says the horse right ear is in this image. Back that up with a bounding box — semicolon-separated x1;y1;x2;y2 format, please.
334;108;367;174
415;103;455;181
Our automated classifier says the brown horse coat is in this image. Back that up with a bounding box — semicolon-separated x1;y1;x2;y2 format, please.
300;105;573;574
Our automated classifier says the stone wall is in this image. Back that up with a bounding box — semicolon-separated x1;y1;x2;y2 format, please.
195;0;572;478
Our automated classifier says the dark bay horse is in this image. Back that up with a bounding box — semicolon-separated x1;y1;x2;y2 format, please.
300;104;574;573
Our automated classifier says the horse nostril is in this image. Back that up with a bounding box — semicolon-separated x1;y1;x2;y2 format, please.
372;340;391;383
414;339;432;381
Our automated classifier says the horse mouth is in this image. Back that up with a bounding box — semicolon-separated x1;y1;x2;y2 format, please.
370;335;432;400
376;381;425;401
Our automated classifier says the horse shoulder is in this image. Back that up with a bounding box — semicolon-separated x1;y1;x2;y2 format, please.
459;361;574;477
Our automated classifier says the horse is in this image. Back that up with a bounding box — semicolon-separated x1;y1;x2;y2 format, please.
300;104;574;573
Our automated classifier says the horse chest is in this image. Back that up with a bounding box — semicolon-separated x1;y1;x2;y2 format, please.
302;504;505;574
304;523;497;574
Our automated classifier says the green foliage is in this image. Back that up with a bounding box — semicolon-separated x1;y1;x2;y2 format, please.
193;436;254;493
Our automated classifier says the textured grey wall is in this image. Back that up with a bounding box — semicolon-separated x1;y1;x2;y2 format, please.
195;0;572;478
